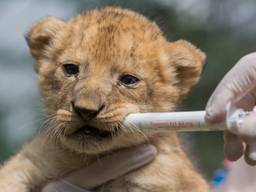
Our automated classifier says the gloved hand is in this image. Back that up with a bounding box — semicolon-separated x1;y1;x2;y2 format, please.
205;52;256;165
42;144;157;192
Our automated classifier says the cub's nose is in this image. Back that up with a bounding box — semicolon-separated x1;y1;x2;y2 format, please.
72;102;105;120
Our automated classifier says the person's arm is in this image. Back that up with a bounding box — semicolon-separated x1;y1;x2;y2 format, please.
205;52;256;165
42;144;157;192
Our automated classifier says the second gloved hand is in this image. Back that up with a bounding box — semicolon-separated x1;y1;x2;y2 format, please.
206;52;256;165
42;144;157;192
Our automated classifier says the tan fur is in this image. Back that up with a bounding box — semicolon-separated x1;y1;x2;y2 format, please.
0;7;208;192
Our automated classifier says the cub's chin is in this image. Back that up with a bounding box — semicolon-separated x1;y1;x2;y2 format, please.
59;124;147;155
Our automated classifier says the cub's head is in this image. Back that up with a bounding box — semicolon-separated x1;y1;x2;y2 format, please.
26;7;205;154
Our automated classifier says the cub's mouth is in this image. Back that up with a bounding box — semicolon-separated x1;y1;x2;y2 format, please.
72;125;118;139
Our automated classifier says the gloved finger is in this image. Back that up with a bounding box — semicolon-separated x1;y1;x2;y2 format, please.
224;131;244;161
234;112;256;165
244;143;256;166
205;53;256;124
42;180;90;192
64;144;157;190
232;90;256;112
227;112;256;166
235;112;256;137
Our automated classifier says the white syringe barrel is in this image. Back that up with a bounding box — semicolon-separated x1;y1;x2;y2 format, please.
124;111;225;132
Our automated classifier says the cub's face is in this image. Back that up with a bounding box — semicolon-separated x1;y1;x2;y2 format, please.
27;7;205;154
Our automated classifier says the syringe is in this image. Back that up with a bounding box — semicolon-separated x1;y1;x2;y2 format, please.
123;103;255;132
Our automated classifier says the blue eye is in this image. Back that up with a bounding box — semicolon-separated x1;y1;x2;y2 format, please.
119;74;140;87
63;64;79;76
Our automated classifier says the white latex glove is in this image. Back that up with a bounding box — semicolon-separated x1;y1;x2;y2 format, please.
205;52;256;165
42;144;157;192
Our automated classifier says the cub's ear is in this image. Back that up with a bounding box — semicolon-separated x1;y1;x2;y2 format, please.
168;40;206;97
25;17;65;72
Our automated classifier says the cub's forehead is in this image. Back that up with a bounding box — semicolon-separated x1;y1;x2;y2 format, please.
71;7;163;41
56;7;165;68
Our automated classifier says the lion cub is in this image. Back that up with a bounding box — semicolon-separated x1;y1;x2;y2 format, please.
0;7;209;192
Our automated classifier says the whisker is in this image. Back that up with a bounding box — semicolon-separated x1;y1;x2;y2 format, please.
117;122;129;134
39;116;57;134
131;123;150;142
120;121;150;142
121;122;134;134
39;113;67;144
56;109;81;122
98;109;126;120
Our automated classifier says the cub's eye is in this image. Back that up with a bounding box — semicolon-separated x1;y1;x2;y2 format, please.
119;74;140;87
62;64;79;76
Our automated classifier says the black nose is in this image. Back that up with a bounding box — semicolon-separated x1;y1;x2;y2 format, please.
72;102;104;120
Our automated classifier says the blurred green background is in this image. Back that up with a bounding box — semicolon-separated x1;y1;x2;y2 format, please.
0;0;256;180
